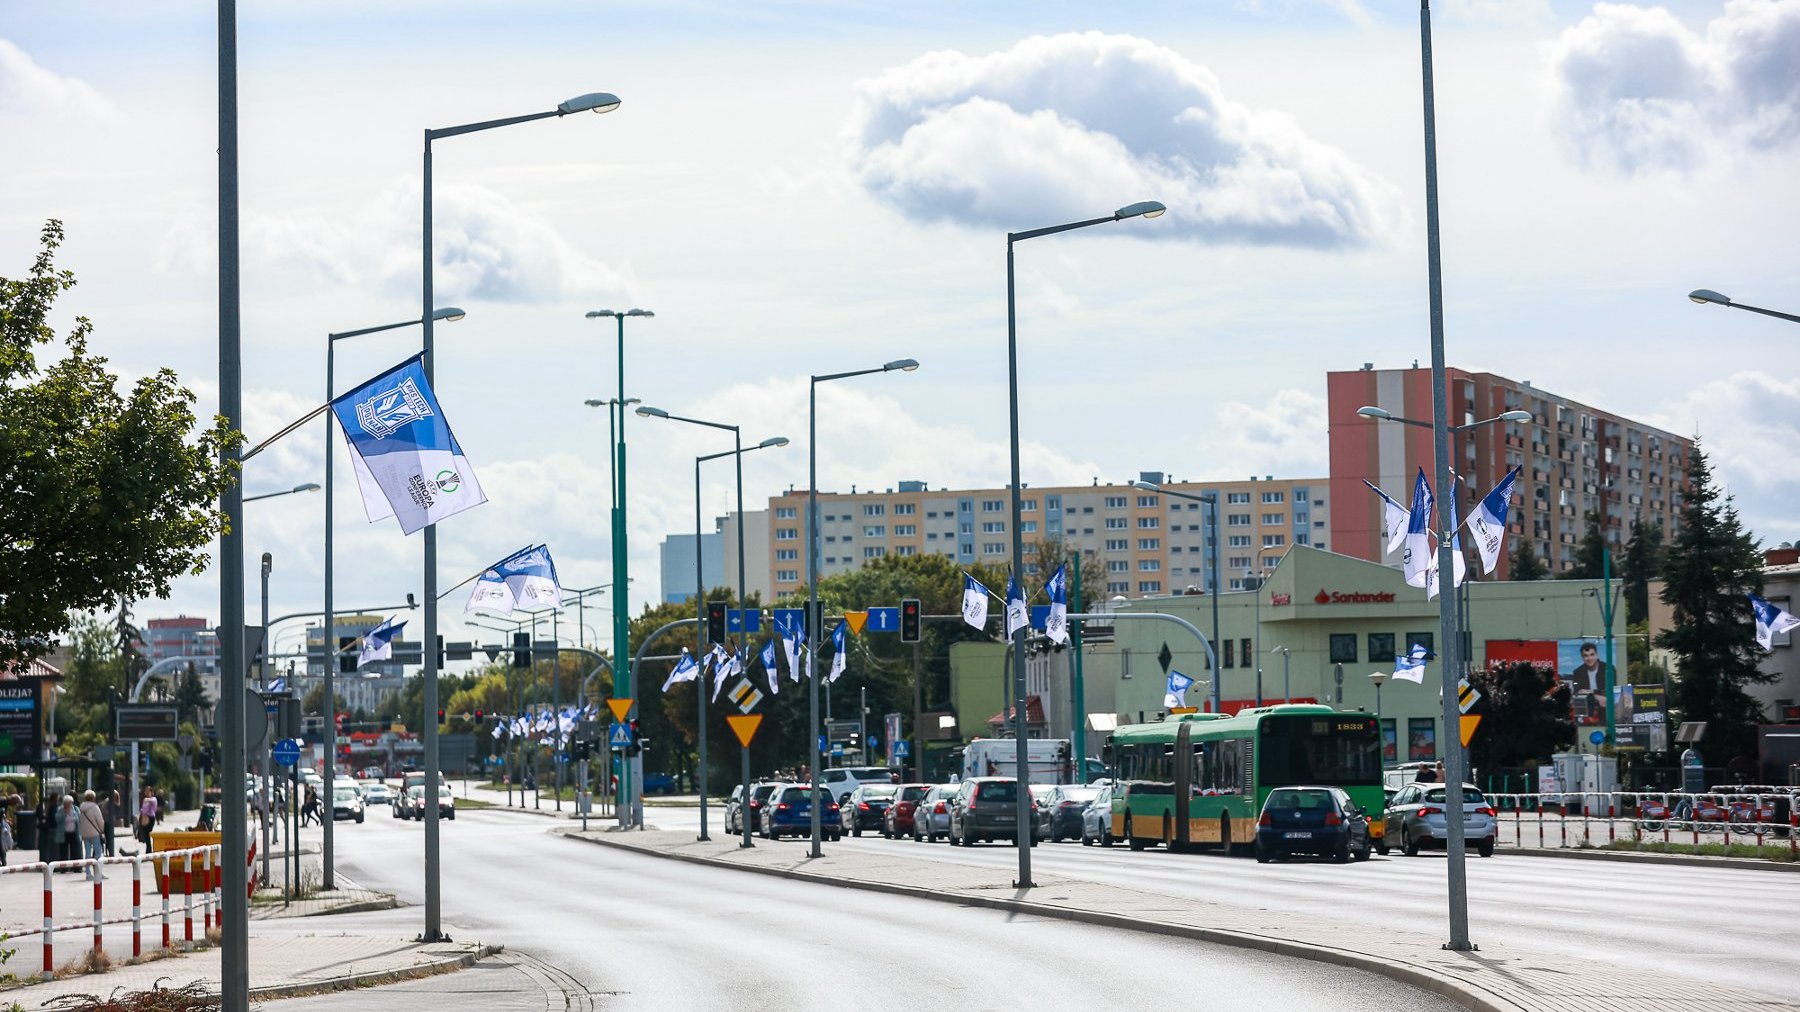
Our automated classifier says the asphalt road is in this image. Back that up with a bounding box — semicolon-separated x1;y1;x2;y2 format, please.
326;809;1459;1011
649;805;1799;1000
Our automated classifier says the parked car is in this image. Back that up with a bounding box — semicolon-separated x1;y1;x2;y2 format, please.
948;778;1033;847
840;784;897;836
760;784;840;840
820;766;895;805
730;781;789;836
881;784;933;839
1080;783;1115;847
1254;786;1370;863
1043;784;1099;843
362;783;394;806
909;784;958;842
331;784;365;823
642;772;679;796
1382;783;1496;857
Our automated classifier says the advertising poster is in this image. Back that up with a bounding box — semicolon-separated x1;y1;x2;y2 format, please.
1613;683;1666;751
1382;720;1398;764
1407;718;1436;762
1484;638;1622;735
0;682;42;764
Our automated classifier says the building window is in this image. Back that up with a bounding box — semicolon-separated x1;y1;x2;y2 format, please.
1104;539;1127;551
1408;718;1437;762
1137;538;1160;551
1227;556;1251;569
1138;517;1160;529
1228;578;1244;591
1228;535;1251;548
1104;496;1127;509
1107;581;1130;594
982;499;1005;512
1021;499;1038;512
1223;639;1235;668
1262;534;1285;547
864;547;886;559
775;507;797;519
863;504;885;516
776;570;799;582
1329;634;1357;664
1295;489;1309;503
864;525;885;537
961;543;974;555
1137;495;1159;508
1227;492;1250;504
1135;559;1159;573
982;521;1005;533
1405;632;1435;656
1381;719;1397;763
1107;560;1129;573
1046;496;1061;511
1227;514;1251;526
1368;633;1396;663
983;542;1005;555
1023;561;1037;575
1295;533;1310;546
1261;491;1285;503
894;524;916;536
1171;546;1183;554
894;503;915;515
775;549;797;561
1020;520;1037;533
960;522;973;535
896;545;916;557
1262;512;1284;525
926;532;938;541
1105;518;1129;530
775;528;798;541
1138;580;1162;593
1241;638;1253;665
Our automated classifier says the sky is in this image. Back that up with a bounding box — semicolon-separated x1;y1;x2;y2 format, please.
5;0;1797;668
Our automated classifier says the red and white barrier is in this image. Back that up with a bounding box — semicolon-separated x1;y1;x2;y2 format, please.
0;844;222;978
1481;791;1798;854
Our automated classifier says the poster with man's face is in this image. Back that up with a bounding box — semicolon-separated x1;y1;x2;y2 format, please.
1557;638;1619;728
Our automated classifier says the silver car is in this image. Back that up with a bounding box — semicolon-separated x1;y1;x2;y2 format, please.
1382;782;1497;857
1080;783;1116;847
910;784;958;842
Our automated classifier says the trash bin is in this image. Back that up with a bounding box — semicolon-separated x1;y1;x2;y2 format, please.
14;812;37;851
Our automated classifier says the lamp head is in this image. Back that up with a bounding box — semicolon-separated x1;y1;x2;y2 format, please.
1131;480;1162;492
626;308;654;318
1499;410;1533;423
583;399;606;407
883;358;920;372
1116;200;1167;220
1356;406;1393;421
1368;670;1389;686
758;436;791;449
636;405;669;418
585;310;617;319
558;92;621;115
432;307;467;322
625;397;642;406
1688;288;1730;306
292;482;321;493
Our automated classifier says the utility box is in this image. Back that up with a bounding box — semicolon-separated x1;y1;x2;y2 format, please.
1550;751;1617;814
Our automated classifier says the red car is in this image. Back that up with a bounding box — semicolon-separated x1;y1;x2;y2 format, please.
881;784;933;839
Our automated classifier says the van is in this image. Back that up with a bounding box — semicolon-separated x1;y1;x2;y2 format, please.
962;738;1073;785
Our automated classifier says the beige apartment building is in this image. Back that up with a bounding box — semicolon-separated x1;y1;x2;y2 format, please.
727;472;1331;601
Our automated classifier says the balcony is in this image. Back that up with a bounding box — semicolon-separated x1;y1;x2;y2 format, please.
1560;477;1575;489
1558;421;1575;434
1559;505;1576;517
1560;533;1577;544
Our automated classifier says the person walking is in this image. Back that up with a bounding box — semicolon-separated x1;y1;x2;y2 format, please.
137;787;159;849
78;790;107;880
301;784;321;827
58;795;81;866
1;798;13;867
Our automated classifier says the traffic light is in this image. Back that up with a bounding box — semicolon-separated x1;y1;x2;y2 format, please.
901;598;921;643
339;636;358;673
474;709;484;723
512;631;530;669
707;601;727;644
436;708;446;725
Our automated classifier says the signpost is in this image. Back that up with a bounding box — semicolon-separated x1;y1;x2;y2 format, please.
0;683;42;765
114;704;180;742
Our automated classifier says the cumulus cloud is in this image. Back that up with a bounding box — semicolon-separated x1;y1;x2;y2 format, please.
0;37;112;119
846;32;1400;248
1549;0;1800;173
1647;370;1800;540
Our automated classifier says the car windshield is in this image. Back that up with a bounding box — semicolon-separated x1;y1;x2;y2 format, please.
1062;788;1098;804
975;781;1018;802
333;788;356;802
1425;788;1486;805
862;786;896;800
1266;789;1335;811
898;786;928;802
752;785;782;802
779;787;814;804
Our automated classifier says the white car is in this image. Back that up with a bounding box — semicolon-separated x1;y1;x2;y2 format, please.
362;782;394;806
331;784;365;823
819;767;895;806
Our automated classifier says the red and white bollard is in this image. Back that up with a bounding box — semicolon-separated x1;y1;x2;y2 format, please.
92;862;103;954
201;848;213;934
160;853;172;950
182;851;194;943
132;857;142;959
1608;803;1616;844
42;863;53;975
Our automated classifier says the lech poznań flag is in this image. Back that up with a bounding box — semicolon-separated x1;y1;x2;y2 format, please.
358;616;406;667
1004;573;1028;637
332;354;486;535
1750;594;1800;650
828;620;848;683
1163;670;1194;709
1394;642;1430;684
466;544;564;616
1402;468;1435;589
760;639;780;695
661;648;699;692
1362;479;1410;557
961;574;991;630
1426;479;1467;601
1044;563;1070;645
1465;466;1522;575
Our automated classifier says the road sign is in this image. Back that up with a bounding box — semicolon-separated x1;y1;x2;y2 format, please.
1457;678;1481;714
726;714;763;748
826;719;859;742
272;739;301;767
726;608;762;634
817;735;827;754
728;679;762;714
772;608;806;637
831;743;844;757
844;610;869;635
1460;715;1482;748
1589;729;1605;746
555;751;569;764
609;722;634;748
894;740;910;757
114;704;179;742
863;607;899;633
607;698;634;722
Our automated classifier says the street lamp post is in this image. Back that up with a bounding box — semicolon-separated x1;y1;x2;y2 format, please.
323;308;462;892
1007;200;1164;888
1270;645;1291;703
807;360;919;857
1688;289;1800;325
1134;482;1220;712
585;311;652;831
421;91;618;942
1244;545;1287;708
242;483;320;503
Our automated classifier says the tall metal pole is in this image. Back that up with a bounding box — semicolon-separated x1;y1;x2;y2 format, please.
319;337;335;889
1209;495;1221;713
1070;551;1085;772
216;0;249;1001
693;456;710;840
734;431;753;849
613;317;638;830
1602;546;1616;747
1253;573;1264;706
1004;233;1033;888
553;608;562;811
911;642;924;783
259;555;272;888
419;130;445;943
1420;0;1473;952
807;378;823;857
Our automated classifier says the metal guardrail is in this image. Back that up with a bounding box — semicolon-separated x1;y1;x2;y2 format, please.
1477;791;1798;855
0;844;224;976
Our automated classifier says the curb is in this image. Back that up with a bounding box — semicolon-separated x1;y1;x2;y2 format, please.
1500;845;1798;872
554;829;1512;1012
247;942;498;1002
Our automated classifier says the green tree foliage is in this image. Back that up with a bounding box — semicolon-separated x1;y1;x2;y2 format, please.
1509;532;1548;582
1467;660;1575;771
1620;514;1666;626
1559;511;1608;580
61;613;122;725
172;664;212;728
1656;444;1772;764
0;222;239;666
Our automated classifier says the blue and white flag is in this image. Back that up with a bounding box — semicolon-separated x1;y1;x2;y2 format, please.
962;574;991;630
267;677;286;694
358;616;405;667
1750;593;1800;650
828;620;848;683
331;354;486;535
1402;468;1435;589
1464;466;1521;575
1043;564;1070;645
1362;479;1410;557
783;623;805;683
760;639;780;696
1163;669;1194;709
466;544;564;616
1426;480;1468;601
661;648;699;692
491;721;504;740
712;649;739;703
1005;573;1028;638
1394;642;1431;684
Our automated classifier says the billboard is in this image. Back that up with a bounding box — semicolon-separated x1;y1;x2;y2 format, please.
0;682;42;764
1613;683;1667;751
1485;637;1621;734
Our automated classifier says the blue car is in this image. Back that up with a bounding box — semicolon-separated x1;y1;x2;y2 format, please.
641;772;679;796
1255;786;1372;863
760;784;841;840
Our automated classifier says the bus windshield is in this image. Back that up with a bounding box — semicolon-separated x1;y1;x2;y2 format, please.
1258;715;1381;788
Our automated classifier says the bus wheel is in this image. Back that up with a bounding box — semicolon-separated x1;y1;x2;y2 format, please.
1126;814;1146;851
1162;815;1174;851
1220;816;1234;854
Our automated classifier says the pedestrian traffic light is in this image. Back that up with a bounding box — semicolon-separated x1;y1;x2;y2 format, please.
512;631;530;669
707;601;727;645
901;598;921;643
338;636;358;673
474;709;484;723
436;708;446;725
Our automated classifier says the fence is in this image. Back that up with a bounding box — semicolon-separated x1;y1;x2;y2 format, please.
0;844;222;977
1479;791;1798;855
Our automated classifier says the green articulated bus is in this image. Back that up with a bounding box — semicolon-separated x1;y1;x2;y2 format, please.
1103;704;1384;852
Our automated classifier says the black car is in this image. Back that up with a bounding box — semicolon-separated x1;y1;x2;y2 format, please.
1042;785;1099;843
840;784;897;837
948;777;1035;847
1255;786;1372;863
731;780;789;836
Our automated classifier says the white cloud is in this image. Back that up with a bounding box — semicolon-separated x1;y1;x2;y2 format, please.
846;32;1400;248
1647;370;1800;541
1548;0;1800;173
1206;388;1329;479
0;37;112;119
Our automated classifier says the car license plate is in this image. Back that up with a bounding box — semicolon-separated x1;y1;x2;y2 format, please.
1284;831;1311;839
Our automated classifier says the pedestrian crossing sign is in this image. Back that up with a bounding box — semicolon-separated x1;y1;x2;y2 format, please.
609;722;633;748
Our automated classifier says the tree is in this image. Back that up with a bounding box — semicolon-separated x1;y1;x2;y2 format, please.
1656;444;1772;764
1560;511;1607;580
1509;534;1548;582
1467;660;1575;772
1620;514;1665;626
0;221;238;667
172;664;212;728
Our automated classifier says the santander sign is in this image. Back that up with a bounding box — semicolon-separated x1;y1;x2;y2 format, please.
1312;589;1396;605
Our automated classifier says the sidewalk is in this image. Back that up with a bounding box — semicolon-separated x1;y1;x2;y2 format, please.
553;824;1800;1012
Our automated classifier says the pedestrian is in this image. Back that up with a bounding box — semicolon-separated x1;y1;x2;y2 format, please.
137;786;159;849
103;790;119;857
78;790;107;881
58;794;81;866
301;784;321;827
0;800;13;866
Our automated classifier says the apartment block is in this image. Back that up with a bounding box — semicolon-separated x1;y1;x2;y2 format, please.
1327;365;1691;577
749;473;1330;600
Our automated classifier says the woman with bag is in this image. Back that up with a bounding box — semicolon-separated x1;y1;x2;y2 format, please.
137;786;158;848
79;790;107;881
